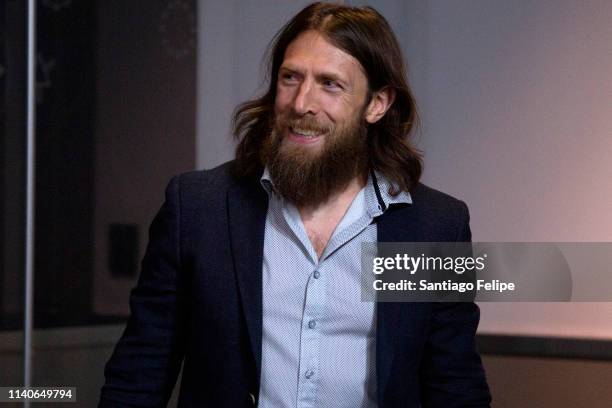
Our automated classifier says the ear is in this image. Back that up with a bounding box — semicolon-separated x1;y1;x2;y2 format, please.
364;86;396;124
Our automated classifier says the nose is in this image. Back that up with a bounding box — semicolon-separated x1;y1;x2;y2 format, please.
292;80;318;115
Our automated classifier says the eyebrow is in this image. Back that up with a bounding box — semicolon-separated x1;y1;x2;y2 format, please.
279;65;350;87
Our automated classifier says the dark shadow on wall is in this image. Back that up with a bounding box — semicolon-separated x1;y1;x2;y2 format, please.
0;0;197;330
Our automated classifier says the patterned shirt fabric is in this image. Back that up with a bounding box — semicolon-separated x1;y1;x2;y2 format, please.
257;168;412;408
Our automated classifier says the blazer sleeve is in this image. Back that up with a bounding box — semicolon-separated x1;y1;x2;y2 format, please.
99;175;188;408
419;202;492;407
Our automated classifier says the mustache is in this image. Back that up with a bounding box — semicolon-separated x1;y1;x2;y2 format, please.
274;114;334;134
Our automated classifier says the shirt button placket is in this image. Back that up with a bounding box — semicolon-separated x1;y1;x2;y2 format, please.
296;268;324;406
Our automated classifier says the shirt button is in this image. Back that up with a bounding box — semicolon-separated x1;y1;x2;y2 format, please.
305;369;315;379
308;320;316;329
313;270;320;279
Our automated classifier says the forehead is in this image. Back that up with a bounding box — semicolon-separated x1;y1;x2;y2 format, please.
281;30;366;84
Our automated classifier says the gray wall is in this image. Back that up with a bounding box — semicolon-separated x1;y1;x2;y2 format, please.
407;0;612;339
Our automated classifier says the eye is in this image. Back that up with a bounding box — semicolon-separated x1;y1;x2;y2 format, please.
280;71;298;84
322;79;342;91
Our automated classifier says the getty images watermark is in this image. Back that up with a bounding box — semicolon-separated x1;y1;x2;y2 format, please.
361;243;612;302
371;251;515;294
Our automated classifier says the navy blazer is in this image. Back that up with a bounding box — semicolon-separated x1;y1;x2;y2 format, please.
99;161;491;407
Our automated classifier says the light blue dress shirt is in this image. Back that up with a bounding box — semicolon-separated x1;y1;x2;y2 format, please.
257;168;411;408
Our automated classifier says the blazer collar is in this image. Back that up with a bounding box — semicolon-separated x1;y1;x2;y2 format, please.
227;179;268;382
375;203;421;402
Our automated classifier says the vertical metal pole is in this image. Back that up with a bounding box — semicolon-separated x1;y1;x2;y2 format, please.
24;0;37;402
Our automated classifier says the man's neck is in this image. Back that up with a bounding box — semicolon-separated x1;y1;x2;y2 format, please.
298;174;367;258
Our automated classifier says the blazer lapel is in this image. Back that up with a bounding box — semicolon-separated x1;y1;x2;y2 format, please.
227;180;268;381
375;205;420;402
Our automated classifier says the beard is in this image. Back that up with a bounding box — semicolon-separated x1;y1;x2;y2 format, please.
260;110;369;208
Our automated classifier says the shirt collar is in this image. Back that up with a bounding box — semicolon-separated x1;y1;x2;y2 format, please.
364;168;412;218
260;166;275;196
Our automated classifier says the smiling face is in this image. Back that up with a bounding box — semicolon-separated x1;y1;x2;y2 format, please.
262;30;378;207
261;29;397;207
273;30;371;155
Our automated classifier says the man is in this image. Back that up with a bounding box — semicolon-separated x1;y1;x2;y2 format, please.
100;3;491;407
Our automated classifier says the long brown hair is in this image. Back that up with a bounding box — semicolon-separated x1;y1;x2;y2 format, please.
232;2;422;193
